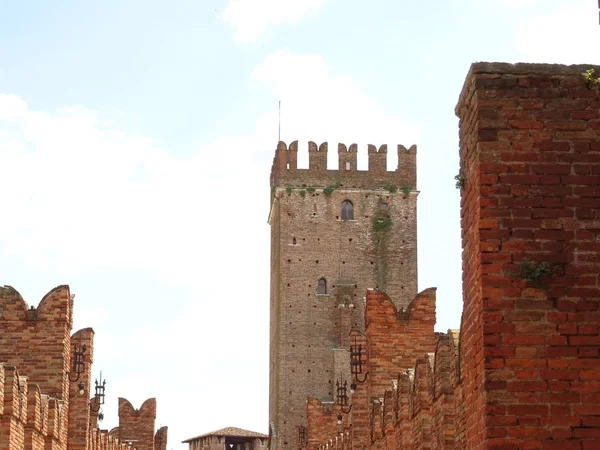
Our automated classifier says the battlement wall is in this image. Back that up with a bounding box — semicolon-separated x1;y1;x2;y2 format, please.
308;329;463;450
69;327;95;450
456;62;600;449
305;398;340;450
270;141;417;190
364;289;436;401
154;426;168;450
0;285;73;449
118;398;157;450
0;286;72;401
0;364;65;450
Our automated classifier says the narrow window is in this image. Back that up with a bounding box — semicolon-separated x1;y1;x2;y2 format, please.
318;278;327;295
293;237;297;245
341;200;354;221
345;161;351;171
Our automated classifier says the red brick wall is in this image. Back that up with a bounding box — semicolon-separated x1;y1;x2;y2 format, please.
0;285;72;450
154;426;167;450
364;289;436;402
305;398;340;450
0;286;164;450
68;328;95;450
117;398;156;450
306;289;438;450
456;62;600;450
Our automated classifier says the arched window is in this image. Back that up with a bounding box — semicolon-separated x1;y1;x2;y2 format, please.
341;200;354;221
318;278;327;295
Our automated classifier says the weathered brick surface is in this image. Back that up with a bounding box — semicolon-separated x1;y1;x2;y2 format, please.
117;398;156;450
0;285;72;450
456;62;600;450
269;142;418;449
68;328;95;450
306;289;438;450
154;426;167;450
0;286;166;450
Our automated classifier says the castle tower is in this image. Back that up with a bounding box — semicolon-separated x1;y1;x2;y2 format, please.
268;141;418;449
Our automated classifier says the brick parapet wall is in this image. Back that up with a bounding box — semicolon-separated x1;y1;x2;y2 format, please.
306;289;439;450
305;398;340;450
154;426;168;450
456;62;600;449
0;364;64;450
270;141;417;190
68;328;95;450
117;398;157;450
0;285;73;450
0;286;164;450
364;289;436;403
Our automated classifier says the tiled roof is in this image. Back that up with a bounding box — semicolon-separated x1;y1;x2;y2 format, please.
182;427;268;443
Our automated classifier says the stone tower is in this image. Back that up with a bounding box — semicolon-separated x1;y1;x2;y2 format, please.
268;140;418;450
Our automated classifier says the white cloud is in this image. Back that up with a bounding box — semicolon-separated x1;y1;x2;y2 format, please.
492;0;539;6
514;0;600;64
223;0;325;42
251;50;421;169
0;50;419;448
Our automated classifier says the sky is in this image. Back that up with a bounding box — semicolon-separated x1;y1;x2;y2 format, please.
0;0;598;448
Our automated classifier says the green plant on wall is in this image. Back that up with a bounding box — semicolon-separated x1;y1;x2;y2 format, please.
299;190;306;198
286;186;292;195
307;187;316;193
372;215;392;233
323;183;341;197
401;185;411;196
455;171;466;189
382;184;398;194
583;68;600;90
510;258;553;289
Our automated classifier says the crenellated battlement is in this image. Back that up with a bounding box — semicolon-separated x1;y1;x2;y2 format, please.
307;329;464;450
0;363;64;450
117;398;158;450
270;141;417;190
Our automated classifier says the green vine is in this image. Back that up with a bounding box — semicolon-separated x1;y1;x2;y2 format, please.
323;183;341;197
455;171;466;189
583;68;600;90
382;184;398;194
401;185;411;196
510;258;553;289
372;216;392;233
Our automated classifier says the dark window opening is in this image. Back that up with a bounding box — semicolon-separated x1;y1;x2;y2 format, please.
341;200;354;221
318;278;327;294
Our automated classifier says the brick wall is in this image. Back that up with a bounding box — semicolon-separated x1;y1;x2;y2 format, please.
117;398;157;450
0;285;73;450
68;327;95;450
456;62;600;449
306;289;438;450
269;141;419;450
0;286;166;450
154;426;168;450
305;398;339;450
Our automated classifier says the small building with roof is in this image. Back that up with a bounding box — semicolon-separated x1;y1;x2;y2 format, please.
182;427;268;450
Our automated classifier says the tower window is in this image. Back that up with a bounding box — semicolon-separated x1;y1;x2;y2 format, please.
345;161;351;171
317;278;327;295
341;200;354;221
